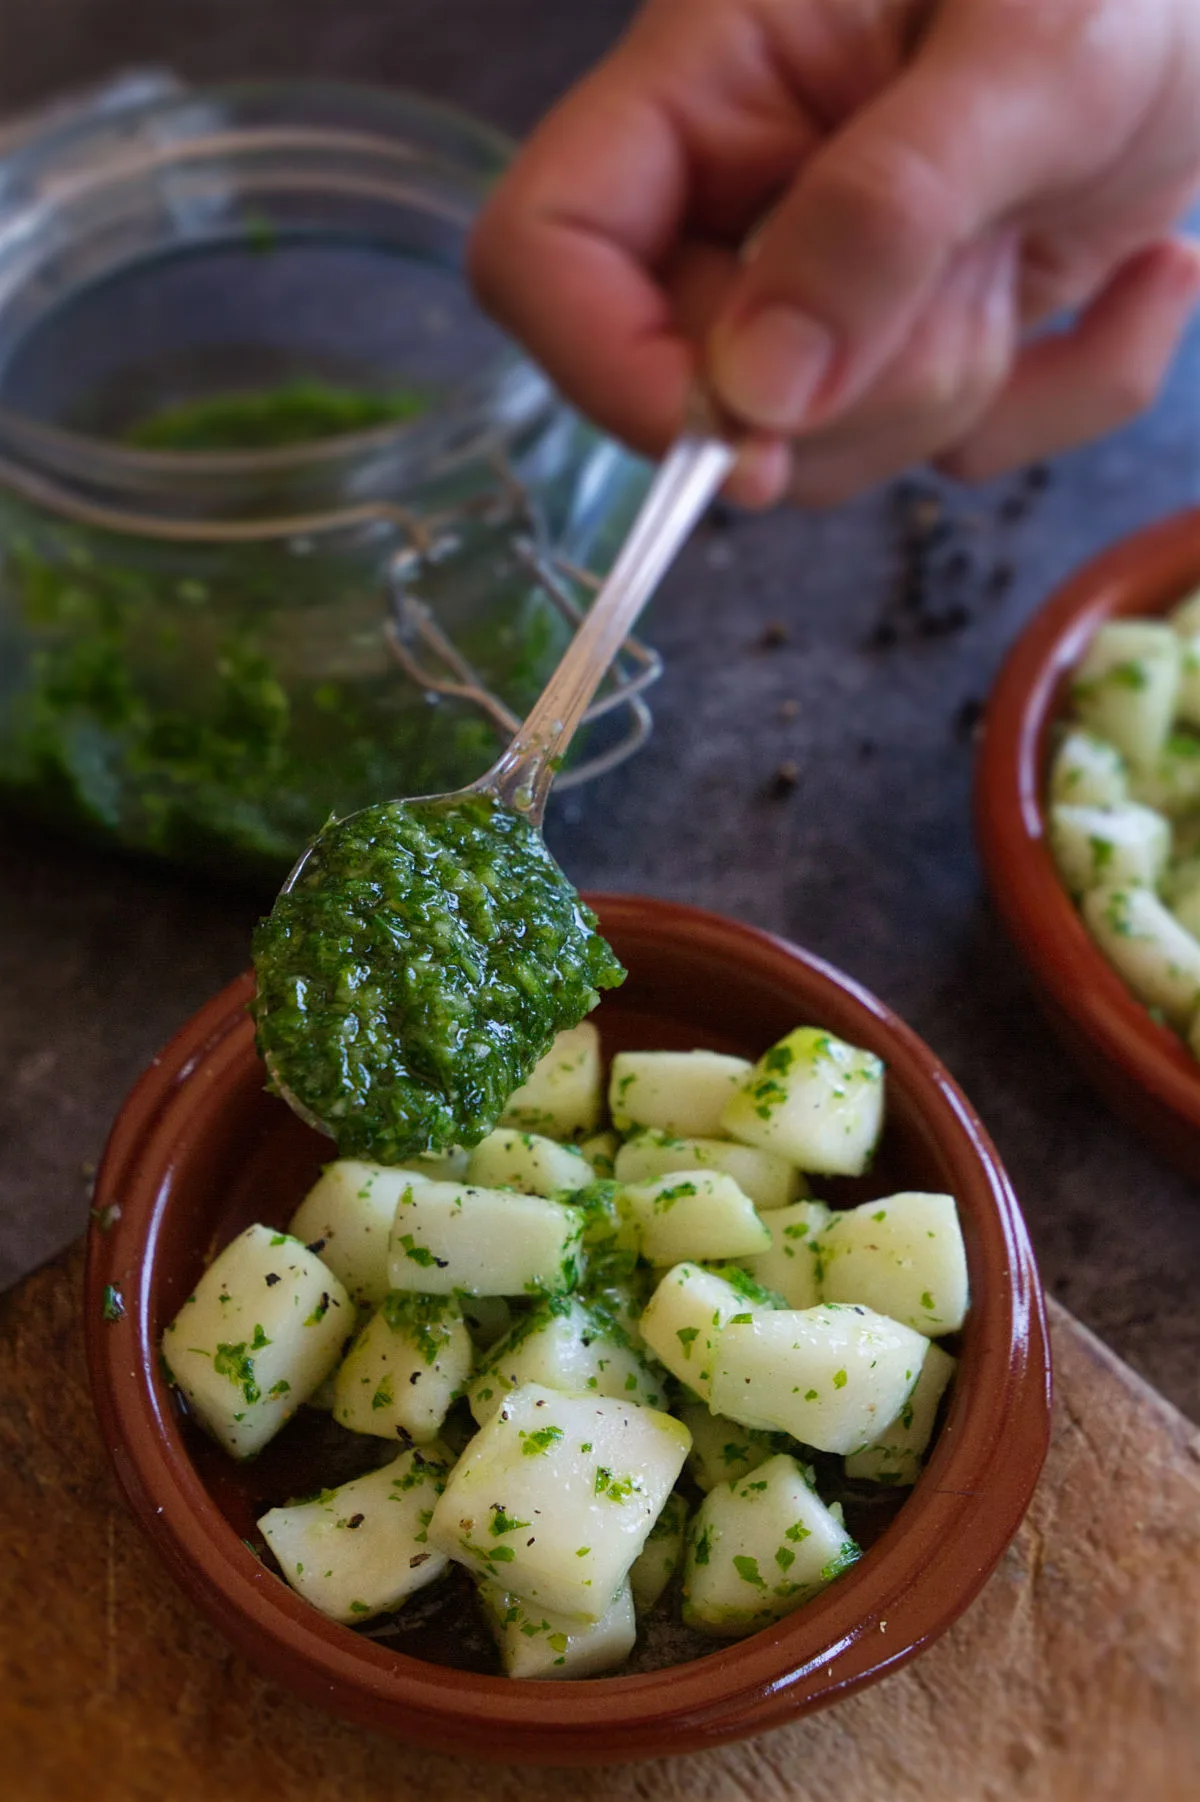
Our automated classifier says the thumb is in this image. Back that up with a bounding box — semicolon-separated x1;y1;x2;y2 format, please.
706;9;1101;434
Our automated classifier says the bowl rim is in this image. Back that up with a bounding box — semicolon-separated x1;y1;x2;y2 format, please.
974;504;1200;1142
85;894;1050;1763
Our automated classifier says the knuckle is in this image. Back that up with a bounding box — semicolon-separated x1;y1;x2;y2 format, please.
813;136;963;274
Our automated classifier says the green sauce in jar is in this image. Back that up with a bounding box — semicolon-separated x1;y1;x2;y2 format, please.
251;793;625;1161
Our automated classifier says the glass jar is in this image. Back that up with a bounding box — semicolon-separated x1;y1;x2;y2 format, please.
0;77;655;884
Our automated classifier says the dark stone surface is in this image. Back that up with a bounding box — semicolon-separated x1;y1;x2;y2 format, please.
2;1;1199;1420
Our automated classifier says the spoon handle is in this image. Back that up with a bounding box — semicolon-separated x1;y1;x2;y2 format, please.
487;403;736;819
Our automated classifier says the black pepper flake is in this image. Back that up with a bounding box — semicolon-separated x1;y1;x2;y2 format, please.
264;1272;281;1286
758;620;789;650
305;1238;327;1255
409;1370;422;1385
767;760;800;798
526;1537;536;1547
346;1513;365;1530
410;1552;431;1568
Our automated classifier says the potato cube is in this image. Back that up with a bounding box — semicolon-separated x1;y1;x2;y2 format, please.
387;1180;583;1297
500;1022;603;1138
1049;801;1169;896
737;1199;831;1311
679;1403;786;1493
162;1224;351;1460
845;1343;957;1486
332;1293;472;1442
628;1493;688;1611
427;1384;690;1620
467;1296;665;1426
479;1579;636;1679
710;1304;928;1455
1048;729;1128;809
609;1050;752;1136
614;1130;805;1212
579;1130;620;1178
619;1171;770;1265
466;1128;594;1197
819;1192;968;1336
681;1454;860;1637
720;1029;884;1176
1083;884;1200;1026
289;1160;430;1310
257;1447;448;1624
1071;620;1181;767
638;1262;769;1401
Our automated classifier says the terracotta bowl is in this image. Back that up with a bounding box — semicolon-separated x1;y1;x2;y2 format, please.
975;506;1200;1178
86;895;1049;1765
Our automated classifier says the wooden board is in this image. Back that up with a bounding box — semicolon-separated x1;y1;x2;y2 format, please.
3;1243;1198;1802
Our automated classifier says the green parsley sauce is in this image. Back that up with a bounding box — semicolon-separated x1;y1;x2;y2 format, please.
252;793;624;1161
123;379;426;452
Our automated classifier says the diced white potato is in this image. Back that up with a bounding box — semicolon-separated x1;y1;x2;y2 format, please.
681;1455;860;1638
428;1384;690;1620
304;1365;340;1413
386;1181;583;1298
499;1022;603;1138
638;1263;768;1401
466;1129;594;1197
579;1130;620;1179
406;1147;470;1181
1082;884;1200;1027
1048;802;1169;897
479;1579;636;1679
737;1199;832;1312
628;1493;688;1612
1162;852;1200;909
710;1304;928;1455
620;1171;771;1266
162;1224;352;1460
289;1160;434;1311
614;1130;805;1212
1070;620;1181;767
461;1295;513;1351
257;1447;448;1624
1127;734;1200;816
1169;584;1200;636
332;1294;472;1443
467;1296;665;1426
818;1193;969;1337
680;1403;785;1493
1179;640;1200;730
609;1050;752;1137
720;1028;884;1177
844;1343;957;1486
1175;884;1200;941
1048;729;1129;809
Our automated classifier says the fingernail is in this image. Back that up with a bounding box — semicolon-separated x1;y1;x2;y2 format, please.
711;304;833;431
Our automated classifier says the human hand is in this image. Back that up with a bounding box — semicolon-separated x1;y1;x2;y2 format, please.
469;0;1200;506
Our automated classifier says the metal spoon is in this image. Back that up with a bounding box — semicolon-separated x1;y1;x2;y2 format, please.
263;395;736;1137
